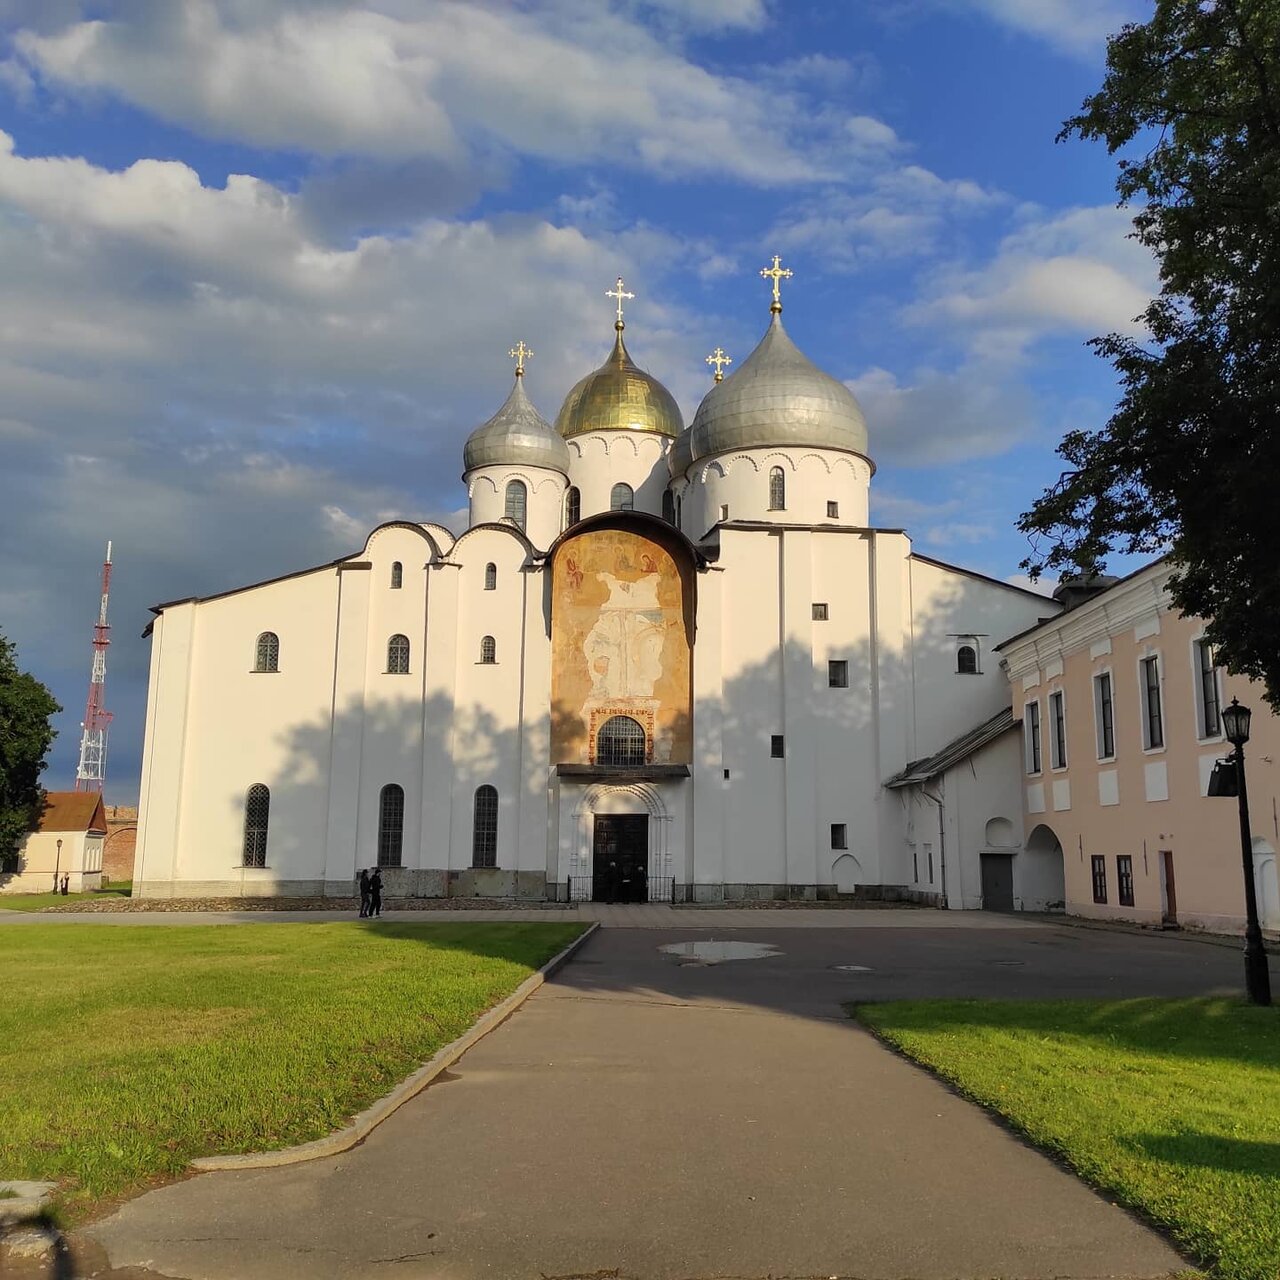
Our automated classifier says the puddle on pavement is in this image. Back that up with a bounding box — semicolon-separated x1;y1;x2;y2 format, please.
659;939;781;965
829;963;876;973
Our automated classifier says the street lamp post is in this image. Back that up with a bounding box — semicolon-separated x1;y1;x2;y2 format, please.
52;837;63;897
1221;698;1272;1006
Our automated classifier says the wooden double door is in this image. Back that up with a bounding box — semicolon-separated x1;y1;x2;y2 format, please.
592;815;649;903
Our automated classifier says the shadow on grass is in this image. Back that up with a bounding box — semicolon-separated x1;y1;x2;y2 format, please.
1128;1131;1280;1177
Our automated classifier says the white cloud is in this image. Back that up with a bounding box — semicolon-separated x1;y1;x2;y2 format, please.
11;0;853;186
910;204;1156;357
946;0;1142;59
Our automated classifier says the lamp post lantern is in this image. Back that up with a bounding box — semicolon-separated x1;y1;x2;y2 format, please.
1222;698;1272;1006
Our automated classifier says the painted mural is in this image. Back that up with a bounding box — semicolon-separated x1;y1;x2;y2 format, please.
551;527;693;764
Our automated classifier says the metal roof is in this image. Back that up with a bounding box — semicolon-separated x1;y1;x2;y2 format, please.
884;707;1017;788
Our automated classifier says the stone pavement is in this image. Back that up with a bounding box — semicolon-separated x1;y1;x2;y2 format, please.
69;922;1226;1280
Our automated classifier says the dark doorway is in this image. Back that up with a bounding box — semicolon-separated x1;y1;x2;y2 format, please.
1160;850;1178;924
980;853;1015;911
593;815;649;903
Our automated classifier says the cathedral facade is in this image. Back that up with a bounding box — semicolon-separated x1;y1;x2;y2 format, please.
134;269;1058;904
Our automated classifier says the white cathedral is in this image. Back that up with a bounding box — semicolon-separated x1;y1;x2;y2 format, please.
134;264;1065;907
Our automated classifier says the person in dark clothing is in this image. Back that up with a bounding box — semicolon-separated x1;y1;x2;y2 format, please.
368;867;383;918
358;868;370;918
61;873;70;895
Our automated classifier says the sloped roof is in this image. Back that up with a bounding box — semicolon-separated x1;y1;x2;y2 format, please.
884;707;1016;788
36;792;108;835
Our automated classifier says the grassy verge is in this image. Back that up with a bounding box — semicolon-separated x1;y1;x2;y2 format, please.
1;921;584;1217
857;997;1280;1280
0;886;132;911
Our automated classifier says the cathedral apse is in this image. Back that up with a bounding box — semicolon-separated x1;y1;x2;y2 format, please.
550;526;693;765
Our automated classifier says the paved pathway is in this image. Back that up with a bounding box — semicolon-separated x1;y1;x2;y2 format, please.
0;902;1045;928
75;924;1214;1280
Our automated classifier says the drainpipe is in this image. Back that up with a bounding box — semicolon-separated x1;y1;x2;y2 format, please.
920;780;949;909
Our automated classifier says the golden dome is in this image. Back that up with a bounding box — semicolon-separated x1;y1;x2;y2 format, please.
554;324;684;440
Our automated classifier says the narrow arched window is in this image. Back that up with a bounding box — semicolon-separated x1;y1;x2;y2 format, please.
390;561;403;590
662;490;675;525
254;632;279;673
957;645;978;674
769;467;786;511
565;486;581;528
610;482;634;512
378;784;404;868
243;785;270;867
484;562;497;591
387;634;410;674
472;785;498;868
596;715;647;767
504;479;527;531
480;635;496;664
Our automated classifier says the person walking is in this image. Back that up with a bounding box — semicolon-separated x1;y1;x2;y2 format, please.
358;868;370;918
369;867;383;918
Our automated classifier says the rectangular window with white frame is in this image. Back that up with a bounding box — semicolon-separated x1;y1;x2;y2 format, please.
1093;670;1115;760
1195;638;1222;739
1049;690;1067;769
1140;654;1164;750
1024;700;1042;775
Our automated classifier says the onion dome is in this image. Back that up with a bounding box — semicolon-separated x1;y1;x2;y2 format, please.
667;425;694;478
689;312;868;463
555;323;683;440
463;368;569;475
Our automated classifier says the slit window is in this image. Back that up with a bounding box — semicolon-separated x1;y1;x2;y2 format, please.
484;562;497;591
390;561;403;590
662;490;676;524
472;785;498;868
1049;690;1067;769
254;632;279;673
1094;671;1115;759
565;486;581;527
387;634;410;674
378;784;404;868
242;785;270;867
1024;701;1042;775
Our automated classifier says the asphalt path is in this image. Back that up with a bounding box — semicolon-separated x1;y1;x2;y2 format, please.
67;922;1250;1280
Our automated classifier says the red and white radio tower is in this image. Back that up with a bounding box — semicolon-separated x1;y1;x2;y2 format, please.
75;541;114;794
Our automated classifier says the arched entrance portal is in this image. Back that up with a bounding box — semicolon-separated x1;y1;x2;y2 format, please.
571;784;673;903
1023;822;1067;912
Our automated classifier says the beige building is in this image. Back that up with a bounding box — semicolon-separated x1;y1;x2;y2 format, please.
998;560;1280;936
0;792;107;894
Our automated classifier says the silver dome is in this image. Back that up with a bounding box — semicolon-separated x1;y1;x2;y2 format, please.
688;314;869;463
463;375;570;475
667;425;694;478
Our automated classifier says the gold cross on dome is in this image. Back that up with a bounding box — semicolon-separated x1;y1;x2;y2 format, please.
706;346;732;382
606;276;635;325
760;254;793;312
508;340;533;375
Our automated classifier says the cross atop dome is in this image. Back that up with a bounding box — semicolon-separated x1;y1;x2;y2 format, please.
508;340;532;376
606;276;635;329
760;254;793;314
706;346;732;382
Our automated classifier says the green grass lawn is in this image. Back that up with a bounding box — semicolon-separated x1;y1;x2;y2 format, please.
1;921;584;1217
0;885;132;911
857;997;1280;1280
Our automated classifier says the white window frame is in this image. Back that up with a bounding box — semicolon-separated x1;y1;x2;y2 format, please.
1138;652;1165;753
1049;689;1068;770
1093;668;1116;762
1190;634;1224;742
1024;699;1042;775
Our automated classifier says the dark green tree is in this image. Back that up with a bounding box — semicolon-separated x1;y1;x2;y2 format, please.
1020;0;1280;705
0;632;61;870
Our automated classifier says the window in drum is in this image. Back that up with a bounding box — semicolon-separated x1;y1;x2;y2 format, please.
611;482;634;512
596;715;647;767
484;562;497;591
565;486;581;528
378;784;404;868
390;561;403;590
504;479;527;531
254;631;279;673
243;785;270;867
472;785;498;868
387;634;410;674
768;467;786;510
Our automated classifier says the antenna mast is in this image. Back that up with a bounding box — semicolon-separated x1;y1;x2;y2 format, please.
75;541;114;793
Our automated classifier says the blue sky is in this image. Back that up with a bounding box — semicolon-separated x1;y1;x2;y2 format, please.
0;0;1153;804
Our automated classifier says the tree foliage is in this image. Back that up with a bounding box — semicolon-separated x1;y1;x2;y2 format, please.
0;632;61;867
1020;0;1280;704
